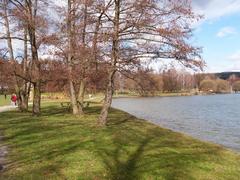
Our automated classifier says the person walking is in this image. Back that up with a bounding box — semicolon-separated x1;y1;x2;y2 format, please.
11;94;17;106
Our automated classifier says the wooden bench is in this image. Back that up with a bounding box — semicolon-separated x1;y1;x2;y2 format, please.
60;102;72;111
60;101;90;111
78;101;90;108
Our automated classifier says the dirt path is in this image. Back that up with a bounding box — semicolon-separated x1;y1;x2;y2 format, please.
0;105;17;172
0;136;7;172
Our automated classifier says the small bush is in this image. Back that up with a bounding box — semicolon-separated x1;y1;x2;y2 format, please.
216;79;230;93
233;81;240;92
200;79;217;93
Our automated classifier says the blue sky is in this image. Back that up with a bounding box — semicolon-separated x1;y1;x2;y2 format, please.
192;0;240;72
1;0;239;73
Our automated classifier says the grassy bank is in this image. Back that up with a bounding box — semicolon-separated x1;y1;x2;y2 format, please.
0;95;10;106
0;103;239;179
41;91;194;102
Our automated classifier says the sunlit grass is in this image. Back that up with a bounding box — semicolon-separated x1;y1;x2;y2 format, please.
0;95;11;106
0;102;239;179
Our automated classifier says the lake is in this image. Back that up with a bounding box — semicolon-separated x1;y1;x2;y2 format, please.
112;94;240;151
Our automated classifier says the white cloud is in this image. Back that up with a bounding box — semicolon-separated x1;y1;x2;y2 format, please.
216;27;237;37
192;0;240;21
229;51;240;61
204;51;240;73
205;63;240;73
223;63;240;72
229;64;240;71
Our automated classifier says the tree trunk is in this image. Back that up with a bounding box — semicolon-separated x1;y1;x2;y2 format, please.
19;82;31;112
98;0;120;126
67;63;83;116
20;96;29;111
78;79;86;105
92;14;102;71
19;92;28;111
19;25;30;112
69;74;83;115
98;71;115;126
32;81;41;115
3;0;14;61
67;0;84;115
26;0;42;115
29;41;41;115
77;1;88;106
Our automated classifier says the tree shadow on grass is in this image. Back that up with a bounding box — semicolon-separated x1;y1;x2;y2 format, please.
93;108;237;179
41;105;71;117
0;105;239;179
94;126;231;179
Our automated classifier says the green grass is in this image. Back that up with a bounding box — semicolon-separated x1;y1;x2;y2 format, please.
0;95;11;106
0;103;239;179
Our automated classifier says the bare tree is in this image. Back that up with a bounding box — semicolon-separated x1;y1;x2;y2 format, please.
75;0;113;105
6;0;53;115
53;0;112;115
66;0;84;115
97;0;204;126
0;0;30;111
1;0;203;122
2;0;14;61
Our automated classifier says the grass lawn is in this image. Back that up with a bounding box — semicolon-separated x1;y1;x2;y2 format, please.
0;102;239;179
0;95;11;106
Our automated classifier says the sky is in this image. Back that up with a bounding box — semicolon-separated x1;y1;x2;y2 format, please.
192;0;240;72
1;0;240;73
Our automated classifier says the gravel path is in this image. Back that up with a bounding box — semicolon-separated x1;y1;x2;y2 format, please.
0;105;17;172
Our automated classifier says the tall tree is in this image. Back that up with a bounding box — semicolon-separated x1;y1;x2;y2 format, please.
24;0;41;115
97;0;204;126
7;0;53;115
66;0;84;115
77;0;88;105
97;0;120;126
77;0;114;104
0;0;30;111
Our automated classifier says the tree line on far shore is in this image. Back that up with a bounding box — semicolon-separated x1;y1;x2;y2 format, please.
199;78;240;94
0;0;204;126
114;69;240;95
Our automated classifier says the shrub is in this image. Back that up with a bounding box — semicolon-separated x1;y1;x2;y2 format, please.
233;81;240;92
216;79;230;93
200;79;217;93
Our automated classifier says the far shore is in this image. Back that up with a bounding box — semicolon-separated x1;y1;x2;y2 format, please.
112;91;240;99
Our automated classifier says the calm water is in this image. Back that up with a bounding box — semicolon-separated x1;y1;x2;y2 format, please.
112;94;240;151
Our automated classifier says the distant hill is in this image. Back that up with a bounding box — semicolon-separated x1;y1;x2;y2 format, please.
214;72;240;80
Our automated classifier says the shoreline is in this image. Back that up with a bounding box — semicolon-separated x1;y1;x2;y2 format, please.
111;95;240;152
112;93;240;101
113;92;240;99
111;106;240;154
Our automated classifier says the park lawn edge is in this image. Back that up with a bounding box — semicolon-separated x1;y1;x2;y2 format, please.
0;102;239;179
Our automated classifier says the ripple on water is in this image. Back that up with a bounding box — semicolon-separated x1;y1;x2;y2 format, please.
112;94;240;151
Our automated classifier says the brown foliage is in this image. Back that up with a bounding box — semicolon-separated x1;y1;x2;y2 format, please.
233;81;240;92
